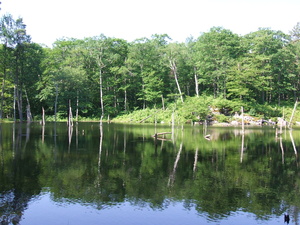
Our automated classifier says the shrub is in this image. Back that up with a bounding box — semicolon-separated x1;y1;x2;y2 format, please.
212;97;243;115
215;114;229;123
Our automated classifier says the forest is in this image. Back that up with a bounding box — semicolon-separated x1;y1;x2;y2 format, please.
1;13;300;124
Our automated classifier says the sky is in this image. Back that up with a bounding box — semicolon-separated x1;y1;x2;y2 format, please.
1;0;300;47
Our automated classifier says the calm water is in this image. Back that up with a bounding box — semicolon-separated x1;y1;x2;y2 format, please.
0;122;299;225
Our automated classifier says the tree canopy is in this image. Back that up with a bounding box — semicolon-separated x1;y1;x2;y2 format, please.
1;14;300;122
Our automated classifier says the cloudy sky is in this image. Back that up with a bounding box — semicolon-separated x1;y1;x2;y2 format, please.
1;0;299;46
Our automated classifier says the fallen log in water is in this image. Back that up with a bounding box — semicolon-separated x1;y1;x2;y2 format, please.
152;132;172;137
152;132;172;143
152;132;172;142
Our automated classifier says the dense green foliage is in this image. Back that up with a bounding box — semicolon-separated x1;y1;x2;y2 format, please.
1;14;300;122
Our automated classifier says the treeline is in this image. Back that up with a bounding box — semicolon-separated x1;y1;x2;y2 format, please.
1;13;300;122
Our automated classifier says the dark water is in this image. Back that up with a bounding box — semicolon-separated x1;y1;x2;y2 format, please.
0;122;299;225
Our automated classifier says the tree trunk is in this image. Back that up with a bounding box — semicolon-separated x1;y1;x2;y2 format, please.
13;86;16;122
142;83;146;109
194;67;199;97
0;66;7;119
0;44;9;119
42;107;45;125
76;90;79;123
161;95;165;110
68;100;73;127
16;87;23;122
124;88;127;112
55;83;58;122
24;89;32;122
288;99;298;129
213;77;217;98
170;60;183;103
241;106;244;134
26;105;31;122
99;68;104;125
114;86;117;108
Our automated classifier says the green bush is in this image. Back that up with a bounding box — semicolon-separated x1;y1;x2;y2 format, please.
215;114;229;123
177;96;211;122
212;97;243;115
112;94;292;125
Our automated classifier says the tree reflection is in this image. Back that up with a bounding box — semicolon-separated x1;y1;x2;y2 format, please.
168;142;183;187
1;123;300;224
0;191;30;224
1;123;42;224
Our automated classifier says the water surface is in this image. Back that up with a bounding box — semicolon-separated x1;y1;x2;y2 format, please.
0;122;299;225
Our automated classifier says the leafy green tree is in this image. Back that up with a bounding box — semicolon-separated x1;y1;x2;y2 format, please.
194;27;241;99
0;14;15;118
127;38;152;109
289;26;300;100
270;44;297;104
84;35;129;118
37;38;90;120
12;17;31;121
177;96;211;122
127;35;169;109
36;47;59;117
164;42;186;103
85;35;110;121
102;38;128;116
21;43;44;120
0;44;13;118
242;28;291;103
2;18;300;122
0;14;33;121
226;61;252;101
186;37;200;97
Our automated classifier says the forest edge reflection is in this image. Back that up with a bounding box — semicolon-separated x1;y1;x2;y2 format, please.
0;122;300;224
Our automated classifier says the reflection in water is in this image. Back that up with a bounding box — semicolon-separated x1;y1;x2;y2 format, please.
0;123;300;225
68;124;73;152
21;191;206;225
240;133;244;163
0;190;29;224
289;130;298;156
168;143;182;187
193;148;198;173
41;125;45;144
280;136;285;164
98;125;103;175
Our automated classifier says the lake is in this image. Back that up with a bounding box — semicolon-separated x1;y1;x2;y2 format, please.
0;122;299;225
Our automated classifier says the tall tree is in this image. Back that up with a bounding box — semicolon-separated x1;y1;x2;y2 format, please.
12;17;31;121
186;37;200;97
0;14;31;121
37;38;90;120
127;35;169;109
194;27;241;99
242;28;290;103
84;35;129;120
0;14;14;118
164;42;189;103
269;44;296;104
102;38;128;116
21;43;44;121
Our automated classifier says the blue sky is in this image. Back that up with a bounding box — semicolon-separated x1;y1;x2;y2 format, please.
1;0;300;47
